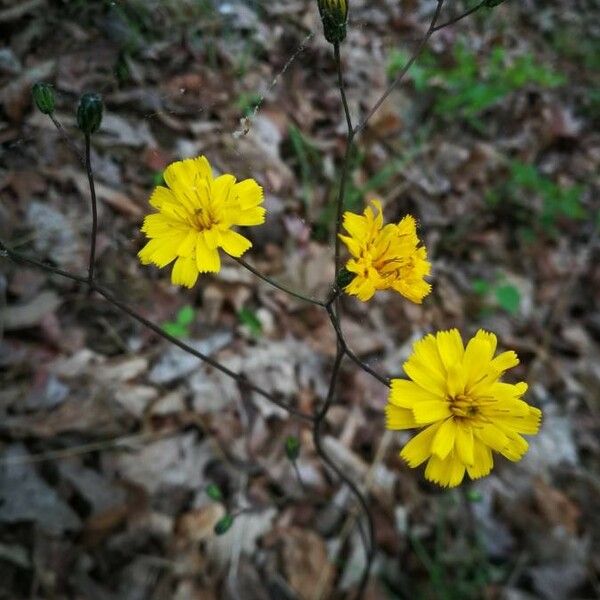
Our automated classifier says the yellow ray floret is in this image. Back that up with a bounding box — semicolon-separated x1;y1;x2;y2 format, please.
386;329;542;488
338;199;431;303
138;156;265;287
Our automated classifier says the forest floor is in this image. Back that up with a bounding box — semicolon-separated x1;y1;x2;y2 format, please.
0;1;599;599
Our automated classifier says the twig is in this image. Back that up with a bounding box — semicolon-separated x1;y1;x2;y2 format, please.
354;0;446;137
84;134;98;283
0;241;315;423
235;257;326;306
49;114;85;166
432;0;488;32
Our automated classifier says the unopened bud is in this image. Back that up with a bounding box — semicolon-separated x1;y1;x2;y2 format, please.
214;514;234;535
76;93;103;135
317;0;348;44
285;436;301;461
32;82;55;115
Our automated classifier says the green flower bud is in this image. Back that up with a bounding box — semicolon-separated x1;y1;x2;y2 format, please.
32;82;55;115
285;436;300;461
206;484;223;502
317;0;348;44
76;93;103;135
214;514;234;535
336;267;355;289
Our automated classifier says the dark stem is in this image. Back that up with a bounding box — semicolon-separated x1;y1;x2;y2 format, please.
313;347;375;598
49;114;85;166
234;257;326;306
0;241;315;423
85;134;98;284
354;0;446;137
432;0;488;32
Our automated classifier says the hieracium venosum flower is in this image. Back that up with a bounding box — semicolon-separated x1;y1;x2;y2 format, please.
138;156;265;288
317;0;348;44
386;329;542;487
338;199;431;302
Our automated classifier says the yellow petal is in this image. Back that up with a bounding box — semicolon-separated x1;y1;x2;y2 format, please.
142;213;188;237
455;423;474;466
164;156;212;192
149;186;177;209
474;329;497;357
412;400;451;424
138;236;179;268
400;422;441;467
446;363;466;398
203;227;221;250
431;418;457;459
385;404;418;430
466;440;493;480
491;350;519;373
177;230;197;257
211;174;236;203
462;337;494;389
195;237;221;273
171;255;199;288
389;379;442;409
232;206;266;226
474;423;509;453
493;406;541;435
499;433;529;462
234;179;264;209
219;230;252;257
424;453;465;488
436;329;465;370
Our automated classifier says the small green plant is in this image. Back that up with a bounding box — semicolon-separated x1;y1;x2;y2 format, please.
473;277;521;316
237;307;262;337
162;305;195;338
486;161;585;236
388;43;565;127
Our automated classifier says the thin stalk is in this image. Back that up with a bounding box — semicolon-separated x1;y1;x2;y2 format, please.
49;114;85;166
354;0;446;137
85;134;98;283
235;257;326;306
0;240;315;423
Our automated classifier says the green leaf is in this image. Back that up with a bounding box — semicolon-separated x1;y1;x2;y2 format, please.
163;322;188;338
206;484;223;502
177;305;195;326
495;285;521;315
472;279;490;295
214;514;234;535
238;307;262;336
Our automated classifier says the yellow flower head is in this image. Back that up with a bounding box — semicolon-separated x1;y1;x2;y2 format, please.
338;199;431;303
386;329;542;488
138;156;265;288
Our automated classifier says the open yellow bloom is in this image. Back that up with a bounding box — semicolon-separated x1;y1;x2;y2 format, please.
138;156;265;288
338;200;431;302
386;329;541;488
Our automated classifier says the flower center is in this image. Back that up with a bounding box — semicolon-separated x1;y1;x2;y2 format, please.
193;208;217;231
449;393;479;419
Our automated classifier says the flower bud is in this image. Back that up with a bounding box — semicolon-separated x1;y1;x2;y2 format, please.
76;92;103;135
285;436;300;461
32;82;55;115
214;514;234;535
317;0;348;44
206;484;223;502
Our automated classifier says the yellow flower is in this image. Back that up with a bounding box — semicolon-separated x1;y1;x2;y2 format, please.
386;329;542;488
338;199;431;302
138;156;265;288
